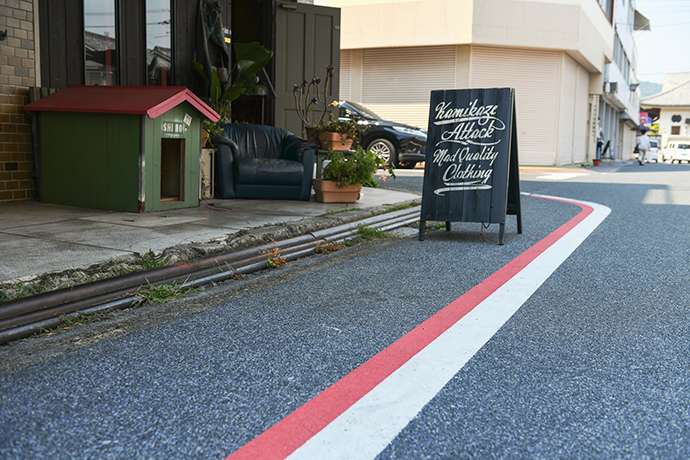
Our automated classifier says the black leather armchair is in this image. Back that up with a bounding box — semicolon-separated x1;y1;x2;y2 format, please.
213;123;316;201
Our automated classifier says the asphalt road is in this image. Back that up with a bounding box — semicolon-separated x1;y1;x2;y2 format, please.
1;162;688;459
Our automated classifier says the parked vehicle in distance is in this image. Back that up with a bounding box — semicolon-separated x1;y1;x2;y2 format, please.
338;101;426;168
664;139;690;163
647;139;659;162
662;136;690;163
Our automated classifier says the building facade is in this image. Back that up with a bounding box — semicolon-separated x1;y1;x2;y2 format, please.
319;0;647;166
641;76;690;147
0;0;340;202
0;0;36;202
598;0;648;161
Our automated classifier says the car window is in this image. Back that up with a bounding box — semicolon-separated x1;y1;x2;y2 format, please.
344;101;382;120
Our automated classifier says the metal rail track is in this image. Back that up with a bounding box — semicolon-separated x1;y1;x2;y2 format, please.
0;207;421;344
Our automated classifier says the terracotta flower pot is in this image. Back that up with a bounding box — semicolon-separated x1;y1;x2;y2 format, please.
319;131;353;151
314;179;362;203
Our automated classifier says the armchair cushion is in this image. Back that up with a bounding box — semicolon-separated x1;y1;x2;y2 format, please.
213;123;316;201
236;158;304;186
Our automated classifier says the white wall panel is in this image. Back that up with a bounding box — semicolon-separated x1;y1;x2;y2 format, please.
359;46;456;127
470;46;562;165
339;49;353;100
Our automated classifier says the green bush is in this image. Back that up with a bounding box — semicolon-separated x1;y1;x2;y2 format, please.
323;147;390;187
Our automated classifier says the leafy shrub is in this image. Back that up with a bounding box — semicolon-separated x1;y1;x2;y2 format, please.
323;147;389;187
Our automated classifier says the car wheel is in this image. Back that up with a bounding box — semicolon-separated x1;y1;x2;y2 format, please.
367;138;397;166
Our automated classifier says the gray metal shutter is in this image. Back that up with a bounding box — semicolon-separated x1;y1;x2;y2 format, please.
471;46;562;165
360;46;456;128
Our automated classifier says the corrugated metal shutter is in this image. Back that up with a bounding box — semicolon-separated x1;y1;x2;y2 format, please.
359;46;456;128
340;49;352;101
471;47;562;165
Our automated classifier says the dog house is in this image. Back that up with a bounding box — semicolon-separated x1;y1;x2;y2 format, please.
26;86;220;212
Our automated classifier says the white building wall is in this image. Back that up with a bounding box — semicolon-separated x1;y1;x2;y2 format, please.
470;46;562;165
658;109;690;146
329;0;614;165
339;45;592;165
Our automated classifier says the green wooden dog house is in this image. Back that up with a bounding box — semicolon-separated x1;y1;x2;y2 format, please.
26;86;220;212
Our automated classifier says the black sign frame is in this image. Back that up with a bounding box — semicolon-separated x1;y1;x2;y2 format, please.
418;88;522;245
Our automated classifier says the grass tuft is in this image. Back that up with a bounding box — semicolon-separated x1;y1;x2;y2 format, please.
355;225;390;241
136;283;190;304
136;250;169;271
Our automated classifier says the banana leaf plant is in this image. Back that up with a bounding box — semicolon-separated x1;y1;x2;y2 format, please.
194;41;274;123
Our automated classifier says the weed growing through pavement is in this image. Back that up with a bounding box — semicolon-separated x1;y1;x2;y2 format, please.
265;248;288;269
58;311;105;328
355;226;390;240
136;282;191;304
136;250;169;271
314;241;345;254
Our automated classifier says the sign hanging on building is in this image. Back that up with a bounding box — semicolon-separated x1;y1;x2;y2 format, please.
419;87;522;244
161;120;187;138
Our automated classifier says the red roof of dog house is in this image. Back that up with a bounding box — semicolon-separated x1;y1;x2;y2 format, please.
26;86;220;122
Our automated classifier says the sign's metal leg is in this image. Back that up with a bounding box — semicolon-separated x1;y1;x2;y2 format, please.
517;212;523;234
446;221;451;232
498;223;505;245
419;220;426;241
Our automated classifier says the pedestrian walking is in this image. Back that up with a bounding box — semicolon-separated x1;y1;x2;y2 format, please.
637;130;651;165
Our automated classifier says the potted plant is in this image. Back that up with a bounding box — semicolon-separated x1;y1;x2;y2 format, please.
318;117;358;152
314;147;394;203
293;66;359;151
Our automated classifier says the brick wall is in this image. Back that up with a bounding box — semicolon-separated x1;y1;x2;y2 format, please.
0;0;36;202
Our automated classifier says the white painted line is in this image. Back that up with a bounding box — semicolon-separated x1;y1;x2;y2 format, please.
535;173;587;181
288;195;610;460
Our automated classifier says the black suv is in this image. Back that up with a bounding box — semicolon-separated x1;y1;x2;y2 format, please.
338;101;427;168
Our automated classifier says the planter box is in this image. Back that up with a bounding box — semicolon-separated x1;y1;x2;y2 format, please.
314;179;362;203
319;132;353;151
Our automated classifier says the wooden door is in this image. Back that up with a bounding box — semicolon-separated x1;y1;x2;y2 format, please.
273;1;340;135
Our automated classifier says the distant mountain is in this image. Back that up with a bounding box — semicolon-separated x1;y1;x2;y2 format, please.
639;81;662;98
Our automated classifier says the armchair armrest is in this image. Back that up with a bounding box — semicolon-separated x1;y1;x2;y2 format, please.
280;135;316;201
212;134;240;158
282;135;318;163
212;134;240;199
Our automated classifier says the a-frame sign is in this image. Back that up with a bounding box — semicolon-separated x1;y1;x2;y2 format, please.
419;88;522;245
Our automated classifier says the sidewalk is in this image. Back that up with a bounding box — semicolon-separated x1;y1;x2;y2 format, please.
0;187;419;284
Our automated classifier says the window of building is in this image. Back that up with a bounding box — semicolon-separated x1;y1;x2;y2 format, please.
84;0;118;85
146;0;173;85
598;0;613;22
672;114;682;123
672;126;681;135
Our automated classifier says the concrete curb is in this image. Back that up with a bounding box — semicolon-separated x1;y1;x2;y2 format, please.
0;206;421;344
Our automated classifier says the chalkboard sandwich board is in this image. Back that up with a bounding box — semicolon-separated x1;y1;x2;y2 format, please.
419;87;522;245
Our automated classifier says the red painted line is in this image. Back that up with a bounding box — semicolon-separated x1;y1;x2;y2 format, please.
227;197;593;460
